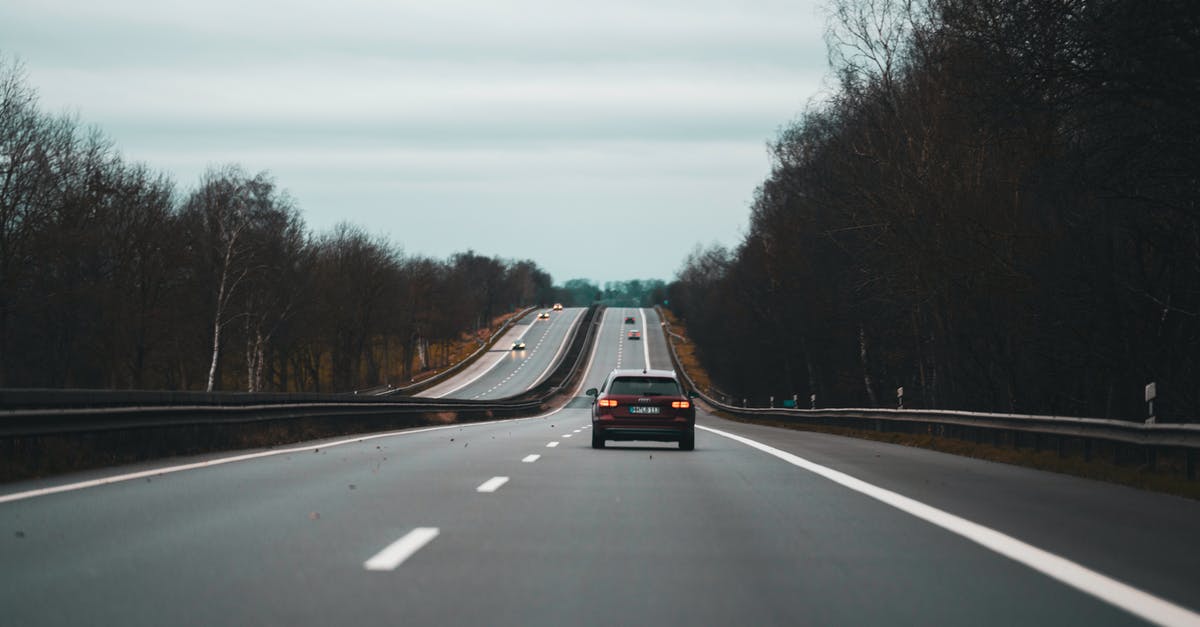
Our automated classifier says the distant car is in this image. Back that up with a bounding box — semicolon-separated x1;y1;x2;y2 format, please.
586;368;696;450
627;330;641;340
624;316;635;324
511;340;526;350
537;311;550;320
552;303;563;311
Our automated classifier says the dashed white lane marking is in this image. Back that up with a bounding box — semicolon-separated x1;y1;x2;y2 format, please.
476;476;509;493
364;527;440;571
546;441;560;448
522;454;541;463
562;434;572;438
572;429;581;433
698;425;1200;627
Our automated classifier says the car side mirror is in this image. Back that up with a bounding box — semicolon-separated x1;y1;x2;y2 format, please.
585;388;598;397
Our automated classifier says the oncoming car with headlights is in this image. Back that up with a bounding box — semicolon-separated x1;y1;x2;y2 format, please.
586;369;696;450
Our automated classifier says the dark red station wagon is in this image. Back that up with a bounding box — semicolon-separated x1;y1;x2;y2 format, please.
586;369;696;450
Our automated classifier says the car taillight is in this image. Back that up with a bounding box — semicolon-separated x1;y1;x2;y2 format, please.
672;401;690;409
599;399;618;407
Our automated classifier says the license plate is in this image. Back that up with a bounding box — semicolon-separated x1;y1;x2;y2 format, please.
628;406;660;414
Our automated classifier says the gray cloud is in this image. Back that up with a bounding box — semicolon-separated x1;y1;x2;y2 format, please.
1;0;829;283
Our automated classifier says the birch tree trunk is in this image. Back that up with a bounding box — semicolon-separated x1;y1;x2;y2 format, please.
205;222;241;392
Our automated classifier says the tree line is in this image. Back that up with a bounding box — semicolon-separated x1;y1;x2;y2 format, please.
554;278;667;308
0;56;554;392
670;0;1200;420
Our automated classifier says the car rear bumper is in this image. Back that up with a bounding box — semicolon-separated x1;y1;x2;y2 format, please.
593;421;693;442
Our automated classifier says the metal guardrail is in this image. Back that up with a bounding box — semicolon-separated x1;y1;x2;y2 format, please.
0;305;602;438
384;305;541;396
0;306;546;412
656;307;1200;477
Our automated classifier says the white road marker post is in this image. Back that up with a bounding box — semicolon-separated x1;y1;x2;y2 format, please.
1145;382;1157;424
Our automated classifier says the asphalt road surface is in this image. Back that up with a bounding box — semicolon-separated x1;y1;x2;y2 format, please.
2;307;1199;626
418;307;584;399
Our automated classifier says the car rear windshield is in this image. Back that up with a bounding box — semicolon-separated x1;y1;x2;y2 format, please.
608;377;681;396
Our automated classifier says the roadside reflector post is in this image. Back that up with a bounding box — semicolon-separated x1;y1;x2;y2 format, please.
793;394;798;408
742;398;747;408
769;396;774;408
1145;382;1157;424
897;386;904;409
810;393;817;409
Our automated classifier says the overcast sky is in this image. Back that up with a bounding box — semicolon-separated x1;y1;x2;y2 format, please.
1;0;829;285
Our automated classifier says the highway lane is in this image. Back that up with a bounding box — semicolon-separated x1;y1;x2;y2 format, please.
2;307;1200;625
419;306;584;400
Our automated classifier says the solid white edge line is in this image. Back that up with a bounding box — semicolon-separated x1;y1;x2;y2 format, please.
475;476;509;493
0;417;538;506
0;308;615;507
639;307;651;369
363;527;440;571
697;424;1200;627
522;454;541;463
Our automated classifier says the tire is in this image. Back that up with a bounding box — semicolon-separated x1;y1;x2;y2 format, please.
679;432;695;451
592;430;606;449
